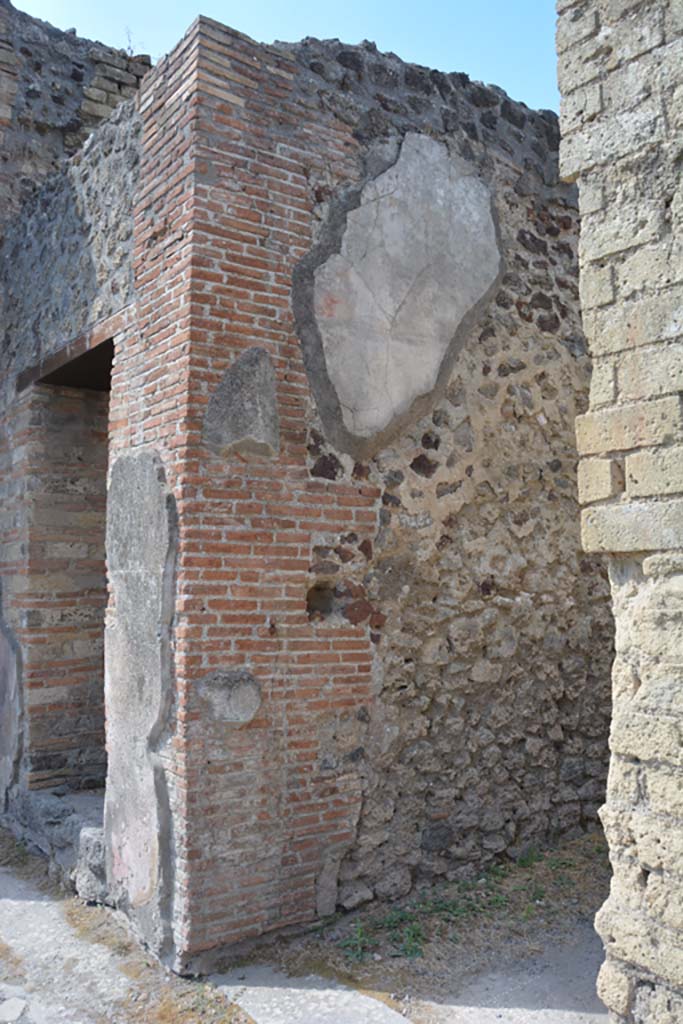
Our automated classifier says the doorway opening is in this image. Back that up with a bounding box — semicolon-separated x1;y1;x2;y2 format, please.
13;338;113;874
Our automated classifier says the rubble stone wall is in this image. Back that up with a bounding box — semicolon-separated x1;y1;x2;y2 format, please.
0;0;148;244
284;35;614;909
557;1;683;1020
0;98;142;408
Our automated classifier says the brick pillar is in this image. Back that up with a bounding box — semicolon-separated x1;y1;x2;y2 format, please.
172;19;378;966
104;18;377;968
558;1;683;1020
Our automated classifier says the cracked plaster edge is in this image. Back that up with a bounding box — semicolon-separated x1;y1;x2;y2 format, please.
292;130;505;461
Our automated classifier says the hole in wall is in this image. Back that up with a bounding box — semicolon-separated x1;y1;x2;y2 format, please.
638;867;651;889
307;582;337;620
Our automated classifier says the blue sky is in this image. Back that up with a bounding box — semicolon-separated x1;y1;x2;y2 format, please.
15;0;560;112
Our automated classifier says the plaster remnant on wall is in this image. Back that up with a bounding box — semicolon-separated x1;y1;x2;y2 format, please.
0;578;21;808
196;669;262;724
104;449;177;959
296;132;502;456
202;347;280;460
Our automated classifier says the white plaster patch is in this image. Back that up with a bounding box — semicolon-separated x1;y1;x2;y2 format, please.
313;133;500;440
197;669;262;724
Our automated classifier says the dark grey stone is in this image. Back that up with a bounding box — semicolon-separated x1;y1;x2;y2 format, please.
0;579;22;809
202;347;280;460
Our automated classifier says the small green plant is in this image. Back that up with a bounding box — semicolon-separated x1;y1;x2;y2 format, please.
517;847;542;869
484;889;509;911
377;907;414;931
548;856;574;872
339;922;377;962
398;921;424;958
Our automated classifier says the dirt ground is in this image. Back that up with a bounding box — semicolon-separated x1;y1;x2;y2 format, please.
0;826;611;1023
247;828;611;1009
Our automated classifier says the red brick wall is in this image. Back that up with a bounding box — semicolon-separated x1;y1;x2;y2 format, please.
103;25;198;955
177;20;380;957
0;385;108;791
114;18;381;961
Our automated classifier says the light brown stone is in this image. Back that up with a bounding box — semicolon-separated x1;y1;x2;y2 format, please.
577;457;623;503
626;447;683;498
575;396;683;455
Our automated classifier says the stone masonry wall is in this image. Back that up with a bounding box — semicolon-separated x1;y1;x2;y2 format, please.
0;97;142;408
1;5;615;968
153;21;612;965
0;3;146;802
284;37;614;906
0;0;148;244
557;2;683;1021
0;6;146;811
0;385;109;798
16;385;109;791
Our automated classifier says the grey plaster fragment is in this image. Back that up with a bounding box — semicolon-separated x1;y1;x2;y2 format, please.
104;449;177;960
294;133;502;457
0;998;27;1023
202;348;280;460
196;669;261;724
0;580;22;809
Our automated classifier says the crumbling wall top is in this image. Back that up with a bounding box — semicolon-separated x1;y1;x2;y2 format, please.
0;0;149;241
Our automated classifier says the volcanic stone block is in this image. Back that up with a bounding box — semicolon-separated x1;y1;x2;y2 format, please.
202;347;280;460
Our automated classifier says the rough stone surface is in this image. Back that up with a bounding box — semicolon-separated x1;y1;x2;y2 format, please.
104;449;177;960
74;825;107;902
0;100;141;407
0;0;149;244
0;581;21;808
2;788;104;889
287;38;611;902
558;1;683;1020
202;347;280;460
303;132;501;452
